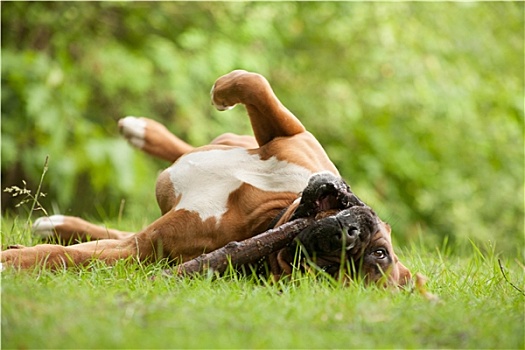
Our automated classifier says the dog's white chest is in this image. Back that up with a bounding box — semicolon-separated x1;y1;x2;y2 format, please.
168;148;311;222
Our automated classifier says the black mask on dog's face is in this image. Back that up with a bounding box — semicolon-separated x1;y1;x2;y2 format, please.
283;172;410;285
294;206;377;259
290;206;378;277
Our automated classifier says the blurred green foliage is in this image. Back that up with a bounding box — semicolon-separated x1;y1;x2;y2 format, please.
2;2;523;254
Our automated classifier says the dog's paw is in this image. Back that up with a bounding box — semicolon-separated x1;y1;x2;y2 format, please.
211;83;237;111
32;215;65;238
118;116;147;149
210;84;239;112
211;70;267;111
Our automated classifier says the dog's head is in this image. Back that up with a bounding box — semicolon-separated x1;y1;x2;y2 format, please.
276;172;411;287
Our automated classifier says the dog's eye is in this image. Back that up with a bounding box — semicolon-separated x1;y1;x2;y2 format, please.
372;248;387;260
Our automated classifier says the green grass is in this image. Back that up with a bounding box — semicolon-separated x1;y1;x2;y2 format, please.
1;216;524;349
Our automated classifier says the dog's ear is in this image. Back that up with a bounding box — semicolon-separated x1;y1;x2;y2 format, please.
398;261;412;286
382;224;412;286
391;256;412;286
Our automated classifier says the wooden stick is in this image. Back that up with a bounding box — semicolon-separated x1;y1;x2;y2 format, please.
175;218;312;276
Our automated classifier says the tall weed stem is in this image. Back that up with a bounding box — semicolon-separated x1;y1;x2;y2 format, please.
25;155;49;230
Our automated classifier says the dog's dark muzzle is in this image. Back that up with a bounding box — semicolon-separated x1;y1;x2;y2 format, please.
282;172;381;273
295;206;377;260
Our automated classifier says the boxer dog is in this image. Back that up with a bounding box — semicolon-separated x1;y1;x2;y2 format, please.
1;70;411;286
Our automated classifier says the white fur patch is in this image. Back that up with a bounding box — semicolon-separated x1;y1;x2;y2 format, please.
119;116;146;149
33;215;65;237
169;148;312;222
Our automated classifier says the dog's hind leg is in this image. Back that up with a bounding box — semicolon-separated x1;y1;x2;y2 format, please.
119;116;194;163
211;70;306;146
119;116;259;161
32;215;134;244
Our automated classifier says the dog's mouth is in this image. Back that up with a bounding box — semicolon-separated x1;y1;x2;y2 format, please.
290;171;376;258
291;171;365;220
284;172;381;274
316;194;345;213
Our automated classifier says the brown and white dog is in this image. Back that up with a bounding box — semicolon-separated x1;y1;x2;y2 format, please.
1;70;411;286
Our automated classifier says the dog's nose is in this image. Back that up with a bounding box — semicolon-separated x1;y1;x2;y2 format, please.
334;206;378;253
339;225;359;250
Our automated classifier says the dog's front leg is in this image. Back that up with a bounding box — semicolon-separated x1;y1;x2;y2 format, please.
211;70;306;146
1;239;134;270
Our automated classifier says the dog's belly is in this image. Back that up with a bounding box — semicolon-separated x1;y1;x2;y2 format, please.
167;148;312;222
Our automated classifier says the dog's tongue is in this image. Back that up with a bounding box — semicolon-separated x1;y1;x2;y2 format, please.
314;209;340;220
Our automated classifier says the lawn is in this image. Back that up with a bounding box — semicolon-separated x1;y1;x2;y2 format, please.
1;217;523;349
